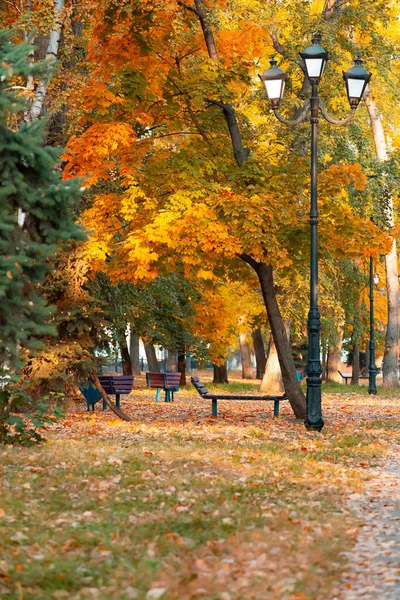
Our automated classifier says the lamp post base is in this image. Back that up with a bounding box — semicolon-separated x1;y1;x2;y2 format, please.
304;416;325;431
304;383;324;431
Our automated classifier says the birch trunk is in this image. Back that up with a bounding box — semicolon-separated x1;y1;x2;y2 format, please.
326;329;343;383
28;0;64;122
260;333;285;394
364;89;400;388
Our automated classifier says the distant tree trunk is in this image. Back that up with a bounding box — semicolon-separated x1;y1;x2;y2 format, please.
167;350;177;371
129;328;140;375
239;332;253;379
213;363;228;383
239;256;305;419
326;329;343;383
185;355;192;373
252;328;266;379
351;343;360;385
365;88;400;389
144;343;159;372
260;333;284;394
118;336;133;376
178;352;186;386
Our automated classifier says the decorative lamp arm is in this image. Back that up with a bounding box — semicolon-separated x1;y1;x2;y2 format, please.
319;100;356;125
272;100;310;126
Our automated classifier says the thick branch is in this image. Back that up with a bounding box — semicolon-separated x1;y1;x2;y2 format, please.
205;99;250;166
89;372;132;422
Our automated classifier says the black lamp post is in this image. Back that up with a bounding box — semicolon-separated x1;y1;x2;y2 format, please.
368;256;379;395
260;35;371;431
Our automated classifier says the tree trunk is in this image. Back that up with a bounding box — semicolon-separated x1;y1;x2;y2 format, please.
89;372;131;422
185;355;192;373
260;332;284;394
364;89;400;388
252;328;266;379
239;332;253;379
167;350;177;371
239;256;305;418
144;343;159;372
213;364;228;384
129;328;140;375
326;329;343;383
119;337;133;376
351;343;360;385
28;0;65;122
178;352;186;386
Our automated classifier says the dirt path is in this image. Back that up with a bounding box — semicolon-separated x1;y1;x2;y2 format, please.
340;445;400;599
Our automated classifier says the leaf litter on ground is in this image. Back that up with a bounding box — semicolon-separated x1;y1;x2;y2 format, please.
0;374;399;599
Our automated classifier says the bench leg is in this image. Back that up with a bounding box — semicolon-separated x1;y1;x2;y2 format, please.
156;388;161;402
116;394;120;408
212;398;218;417
165;390;170;403
102;400;107;410
273;400;279;417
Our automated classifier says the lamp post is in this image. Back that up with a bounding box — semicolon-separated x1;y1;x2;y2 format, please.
259;35;371;431
368;256;379;395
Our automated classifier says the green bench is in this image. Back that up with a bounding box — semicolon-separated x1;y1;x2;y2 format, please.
191;376;287;417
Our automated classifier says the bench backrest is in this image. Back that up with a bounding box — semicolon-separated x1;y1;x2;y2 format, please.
147;372;181;389
146;372;165;388
98;376;134;394
164;373;181;388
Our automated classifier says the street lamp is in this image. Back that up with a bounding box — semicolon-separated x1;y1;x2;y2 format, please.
260;35;371;431
368;255;379;395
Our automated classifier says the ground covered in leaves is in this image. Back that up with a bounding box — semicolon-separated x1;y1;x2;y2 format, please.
0;374;399;600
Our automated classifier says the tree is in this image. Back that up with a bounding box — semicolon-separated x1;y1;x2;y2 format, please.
62;0;394;417
0;32;82;368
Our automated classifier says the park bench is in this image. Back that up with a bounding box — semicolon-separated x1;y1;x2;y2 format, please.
190;376;287;417
146;372;181;402
79;376;134;411
337;370;379;385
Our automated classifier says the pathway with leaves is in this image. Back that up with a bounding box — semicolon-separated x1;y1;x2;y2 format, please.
340;445;400;599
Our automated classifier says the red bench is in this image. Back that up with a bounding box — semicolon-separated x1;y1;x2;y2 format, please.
146;372;181;402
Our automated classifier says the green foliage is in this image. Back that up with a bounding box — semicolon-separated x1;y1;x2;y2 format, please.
0;31;83;366
91;271;208;359
0;375;64;445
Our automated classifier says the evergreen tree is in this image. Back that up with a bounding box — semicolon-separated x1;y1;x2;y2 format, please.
0;32;83;367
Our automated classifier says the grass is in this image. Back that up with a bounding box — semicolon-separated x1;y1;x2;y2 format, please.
0;383;399;600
